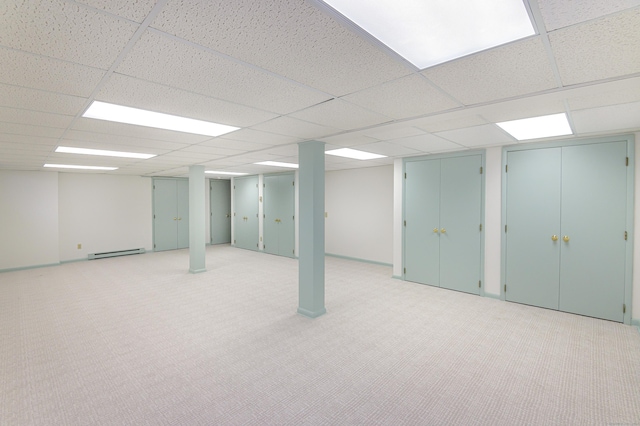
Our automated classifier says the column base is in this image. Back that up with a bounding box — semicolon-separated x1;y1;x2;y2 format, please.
297;307;327;318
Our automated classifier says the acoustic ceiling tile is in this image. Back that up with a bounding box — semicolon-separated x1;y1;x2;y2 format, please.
0;134;59;146
571;101;640;134
98;73;277;128
422;37;558;105
567;77;640;110
179;145;244;156
198;137;272;152
434;124;516;148
71;118;210;144
352;141;421;157
537;0;640;31
0;47;105;97
62;129;189;151
151;0;412;96
116;30;331;115
390;134;464;153
0;0;137;68
343;74;461;120
0;84;86;116
289;99;391;130
319;133;379;147
250;116;340;140
74;0;158;22
1;123;65;139
361;124;426;141
549;9;640;85
411;115;489;133
474;96;566;123
0;107;74;129
219;128;300;146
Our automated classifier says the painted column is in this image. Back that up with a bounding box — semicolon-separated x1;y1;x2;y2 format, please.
297;140;326;318
189;165;206;273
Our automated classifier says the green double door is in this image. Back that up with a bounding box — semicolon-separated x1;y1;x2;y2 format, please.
233;176;259;250
404;154;483;294
263;173;295;258
505;141;628;322
210;179;231;245
153;178;189;251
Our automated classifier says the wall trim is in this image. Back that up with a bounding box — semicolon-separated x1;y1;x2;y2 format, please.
325;253;392;267
0;262;60;274
484;292;501;300
632;319;640;334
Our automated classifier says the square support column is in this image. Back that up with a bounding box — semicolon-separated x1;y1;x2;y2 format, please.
189;165;206;274
297;141;326;318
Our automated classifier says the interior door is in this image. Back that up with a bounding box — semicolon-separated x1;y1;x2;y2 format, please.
263;175;280;255
210;179;231;244
234;176;258;250
404;159;440;285
439;155;482;294
559;142;627;321
505;148;562;309
278;174;295;257
153;179;178;252
176;179;189;249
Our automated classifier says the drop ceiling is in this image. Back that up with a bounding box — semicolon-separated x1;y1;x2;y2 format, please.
0;0;639;177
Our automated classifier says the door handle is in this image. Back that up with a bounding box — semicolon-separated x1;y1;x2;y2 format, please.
440;228;446;234
173;217;177;220
226;214;230;218
551;235;558;242
563;235;570;242
433;227;439;234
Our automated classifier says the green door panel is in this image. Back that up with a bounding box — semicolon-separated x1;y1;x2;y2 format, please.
559;142;627;322
439;155;482;294
176;179;189;249
210;180;231;245
234;176;259;250
404;159;440;285
153;179;178;252
505;148;562;309
264;174;295;257
263;175;279;255
279;174;296;258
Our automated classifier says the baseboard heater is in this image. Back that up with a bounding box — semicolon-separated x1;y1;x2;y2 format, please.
88;248;146;260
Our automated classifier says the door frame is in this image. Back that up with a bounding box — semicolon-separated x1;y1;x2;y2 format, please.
402;150;486;295
501;134;635;324
152;177;189;252
209;178;231;245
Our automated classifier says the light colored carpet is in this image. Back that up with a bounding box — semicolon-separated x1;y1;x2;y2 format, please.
1;245;639;425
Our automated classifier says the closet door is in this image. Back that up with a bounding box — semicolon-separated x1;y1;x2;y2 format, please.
439;155;482;294
505;148;562;309
153;179;179;251
404;159;440;285
264;174;295;257
176;179;189;249
210;180;231;244
278;174;295;257
263;175;280;255
234;176;258;250
560;142;627;322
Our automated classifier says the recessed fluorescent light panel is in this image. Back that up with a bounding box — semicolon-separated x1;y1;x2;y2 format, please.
325;148;386;160
83;101;239;137
55;146;156;159
320;0;535;69
43;164;118;171
205;171;248;176
496;113;573;140
254;161;299;169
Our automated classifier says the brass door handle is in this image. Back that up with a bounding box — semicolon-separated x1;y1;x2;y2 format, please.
433;228;439;234
226;214;230;218
441;228;446;234
563;235;570;242
551;235;558;242
173;217;177;220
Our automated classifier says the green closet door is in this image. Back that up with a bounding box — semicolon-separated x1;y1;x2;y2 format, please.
404;159;440;285
263;175;279;255
153;179;179;251
505;148;562;309
278;174;295;258
439;155;482;294
264;174;295;257
234;176;258;250
210;179;231;245
176;179;189;249
560;142;627;322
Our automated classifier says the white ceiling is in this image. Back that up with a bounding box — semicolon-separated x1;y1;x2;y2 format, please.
0;0;639;177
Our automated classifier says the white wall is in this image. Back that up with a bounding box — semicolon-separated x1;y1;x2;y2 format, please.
0;171;60;270
483;147;502;297
325;165;393;264
58;173;152;261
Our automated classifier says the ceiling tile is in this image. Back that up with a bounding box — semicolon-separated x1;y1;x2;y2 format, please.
567;77;640;110
0;133;59;146
390;134;464;153
435;124;516;148
538;0;640;31
0;83;86;115
0;107;74;129
473;96;566;123
318;133;379;147
199;137;273;152
0;47;105;97
71;118;211;144
288;99;391;130
361;124;426;141
343;74;461;119
351;141;421;157
151;0;412;96
98;73;278;128
0;0;137;68
409;114;489;133
74;0;158;22
0;123;65;139
250;116;340;140
116;29;331;115
572;101;640;134
62;130;188;152
179;145;244;156
550;8;640;86
423;37;558;105
220;128;300;146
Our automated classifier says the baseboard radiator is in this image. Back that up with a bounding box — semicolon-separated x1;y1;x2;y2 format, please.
88;248;146;260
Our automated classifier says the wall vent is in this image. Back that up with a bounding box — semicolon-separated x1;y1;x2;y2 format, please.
88;248;145;260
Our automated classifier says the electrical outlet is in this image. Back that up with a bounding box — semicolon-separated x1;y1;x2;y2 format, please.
77;243;82;249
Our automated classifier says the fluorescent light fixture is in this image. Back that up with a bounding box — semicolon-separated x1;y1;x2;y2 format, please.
205;171;248;176
55;146;156;159
43;164;118;171
321;0;535;69
496;113;573;140
325;148;386;160
254;161;299;169
83;101;239;137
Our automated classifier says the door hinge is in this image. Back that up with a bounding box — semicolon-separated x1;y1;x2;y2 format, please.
479;224;483;231
292;181;295;186
234;240;236;244
625;231;628;240
505;164;508;173
153;214;155;219
623;304;626;314
154;244;156;248
478;280;482;288
256;184;258;188
505;224;508;233
480;166;483;174
404;172;407;179
404;220;406;227
404;267;406;274
256;213;258;217
504;284;507;293
293;215;295;220
257;243;259;248
153;185;155;189
626;157;629;166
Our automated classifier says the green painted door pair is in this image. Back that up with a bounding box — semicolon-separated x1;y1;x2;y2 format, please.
233;176;259;250
505;141;628;322
263;173;295;258
404;155;483;294
210;180;231;245
153;178;189;251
